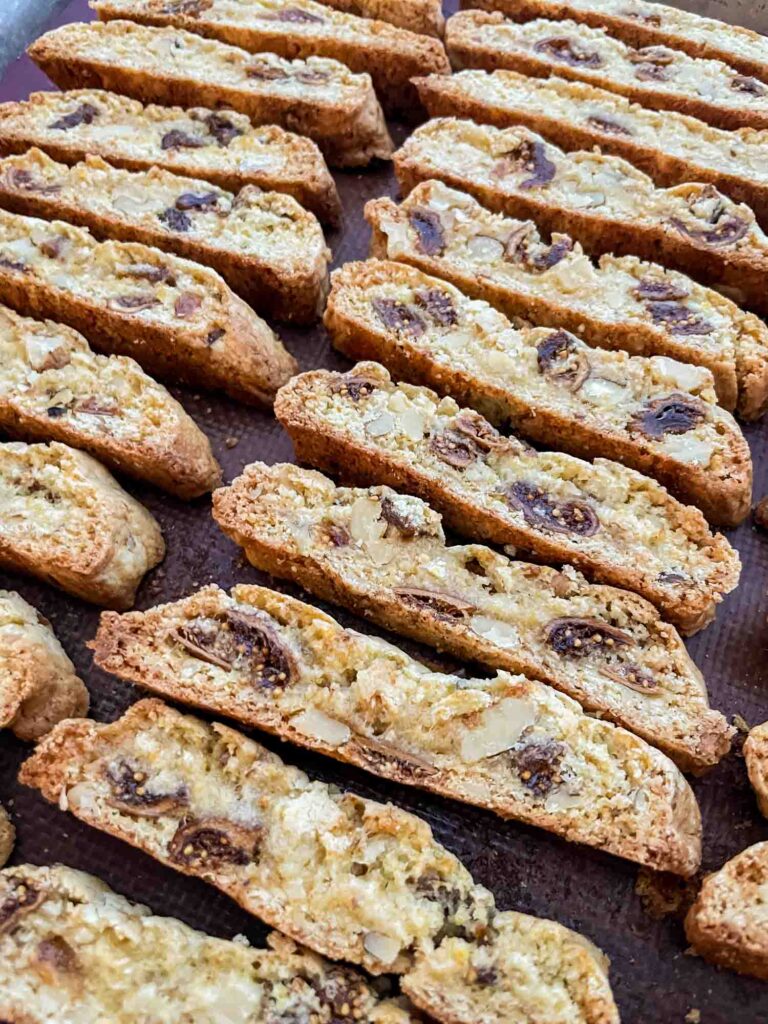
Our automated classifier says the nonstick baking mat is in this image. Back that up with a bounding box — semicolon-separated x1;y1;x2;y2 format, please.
1;3;768;1021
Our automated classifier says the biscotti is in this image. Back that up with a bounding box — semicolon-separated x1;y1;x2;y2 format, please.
0;90;341;225
0;208;296;406
92;583;702;871
28;21;393;168
414;69;768;228
365;181;768;420
0;589;89;741
684;841;768;980
318;0;444;37
0;304;220;498
212;462;733;772
0;864;416;1024
93;0;451;119
275;363;741;634
19;698;620;1024
447;11;768;133
323;259;752;526
394;118;768;318
0;149;330;325
0;442;164;609
744;722;768;818
460;0;768;84
0;808;13;868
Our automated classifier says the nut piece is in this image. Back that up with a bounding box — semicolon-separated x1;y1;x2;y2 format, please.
544;617;633;657
505;482;600;537
106;761;188;817
630;394;706;438
168;817;262;868
536;330;590;391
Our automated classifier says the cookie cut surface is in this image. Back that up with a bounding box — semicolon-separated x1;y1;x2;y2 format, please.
744;722;768;818
0;589;88;741
0;806;13;867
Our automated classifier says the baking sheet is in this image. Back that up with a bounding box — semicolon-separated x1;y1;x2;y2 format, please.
1;2;768;1021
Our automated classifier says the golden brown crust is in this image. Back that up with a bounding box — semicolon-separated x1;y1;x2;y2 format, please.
413;70;768;229
323;260;752;527
90;583;702;874
0;442;165;610
0;90;341;225
744;723;768;818
93;0;451;120
0;590;89;741
447;10;768;133
0;209;296;407
394;118;768;319
275;365;740;635
460;0;768;83
28;21;393;169
684;841;768;980
0;806;14;868
318;0;444;37
211;461;732;774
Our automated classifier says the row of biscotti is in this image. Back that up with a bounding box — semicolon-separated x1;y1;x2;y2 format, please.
15;698;621;1024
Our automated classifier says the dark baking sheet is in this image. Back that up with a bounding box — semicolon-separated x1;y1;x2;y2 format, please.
2;3;768;1021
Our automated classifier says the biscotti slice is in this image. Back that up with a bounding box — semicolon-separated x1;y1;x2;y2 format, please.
275;364;741;634
324;260;751;526
744;722;768;818
0;305;220;498
91;582;703;873
394;118;768;318
19;699;620;1024
461;0;768;84
684;841;768;980
212;462;733;772
0;808;12;868
0;865;416;1024
28;21;393;169
0;442;164;609
0;149;330;325
0;90;340;225
414;70;768;228
92;0;451;120
317;0;444;37
0;589;89;742
0;208;296;406
366;181;768;420
446;12;768;134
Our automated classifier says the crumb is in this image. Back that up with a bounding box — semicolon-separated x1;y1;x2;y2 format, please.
225;436;240;449
685;1009;701;1023
635;869;701;920
753;497;768;530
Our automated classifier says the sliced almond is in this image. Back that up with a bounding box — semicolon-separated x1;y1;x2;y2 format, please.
460;698;537;763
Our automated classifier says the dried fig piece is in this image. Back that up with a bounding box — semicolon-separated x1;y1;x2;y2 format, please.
533;36;603;68
623;7;662;25
586;114;632;135
453;411;507;452
323;522;351;546
295;69;331;85
380;495;423;536
511;736;566;796
106;761;188;817
247;61;289;81
537;330;590;391
371;297;425;336
632;60;670;82
408;206;445;256
5;167;61;194
415;287;457;326
205;112;243;147
161;129;206;150
0;878;43;934
276;6;324;22
657;570;687;586
159;206;192;232
732;75;767;96
356;736;438;778
118;262;172;284
669;211;749;248
630;394;706;438
175;191;219;211
494;139;556;190
630;46;675;66
646;302;713;336
308;967;373;1023
38;235;67;259
174;291;202;318
330;375;378;401
544;617;633;657
173;608;296;687
206;327;225;345
49;102;99;131
162;0;212;12
607;664;661;694
75;396;119;416
633;278;689;302
504;227;573;273
110;293;160;312
169;817;262;869
430;428;481;469
0;255;27;272
506;482;600;536
393;587;475;619
472;963;499;986
35;936;80;983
